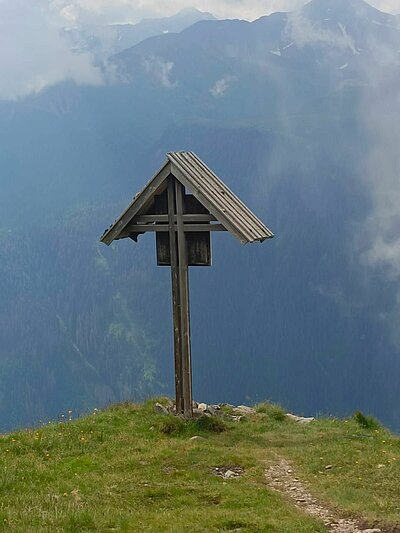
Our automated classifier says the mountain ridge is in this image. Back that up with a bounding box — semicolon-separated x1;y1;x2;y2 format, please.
1;0;400;432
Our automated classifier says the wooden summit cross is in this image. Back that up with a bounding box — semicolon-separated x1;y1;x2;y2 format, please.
101;151;274;418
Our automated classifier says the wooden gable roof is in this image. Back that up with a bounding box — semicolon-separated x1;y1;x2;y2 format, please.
101;151;274;245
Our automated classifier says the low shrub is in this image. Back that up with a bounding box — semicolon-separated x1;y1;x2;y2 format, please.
191;415;227;433
256;402;286;422
158;415;185;435
353;410;381;430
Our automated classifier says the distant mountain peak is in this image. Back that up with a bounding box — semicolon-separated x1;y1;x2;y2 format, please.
175;7;215;18
302;0;389;18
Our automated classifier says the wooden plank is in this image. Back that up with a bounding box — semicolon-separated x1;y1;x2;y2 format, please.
184;196;211;267
186;232;211;266
154;192;213;267
158;233;211;267
122;224;226;234
135;214;217;223
101;161;171;245
175;180;193;419
167;178;184;414
168;152;274;242
169;163;248;244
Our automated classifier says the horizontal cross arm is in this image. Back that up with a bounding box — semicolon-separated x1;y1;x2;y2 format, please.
121;223;227;235
135;214;217;223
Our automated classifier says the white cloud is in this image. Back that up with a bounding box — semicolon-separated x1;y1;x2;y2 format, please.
361;90;400;281
63;0;304;24
0;0;103;101
369;0;400;14
287;12;360;53
1;0;400;100
143;56;177;88
209;75;236;97
59;4;79;24
53;0;400;26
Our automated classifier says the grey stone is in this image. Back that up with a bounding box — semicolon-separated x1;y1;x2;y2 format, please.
154;403;169;415
233;405;255;415
286;413;315;424
223;470;238;479
224;414;246;422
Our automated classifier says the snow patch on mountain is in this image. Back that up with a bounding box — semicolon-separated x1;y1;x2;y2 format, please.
287;11;360;54
337;22;360;55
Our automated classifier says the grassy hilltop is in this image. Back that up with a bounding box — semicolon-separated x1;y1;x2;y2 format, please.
0;400;399;532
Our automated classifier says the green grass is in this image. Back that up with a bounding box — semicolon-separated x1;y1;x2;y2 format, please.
0;401;399;532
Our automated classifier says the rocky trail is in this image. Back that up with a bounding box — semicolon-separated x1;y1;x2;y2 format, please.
265;458;396;533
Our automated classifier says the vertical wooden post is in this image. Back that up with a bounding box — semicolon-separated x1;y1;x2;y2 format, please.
175;180;193;419
167;178;184;414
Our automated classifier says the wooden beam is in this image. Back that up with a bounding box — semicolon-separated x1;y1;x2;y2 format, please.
135;214;217;223
167;177;184;415
170;163;248;244
175;180;193;419
122;224;226;234
101;161;171;245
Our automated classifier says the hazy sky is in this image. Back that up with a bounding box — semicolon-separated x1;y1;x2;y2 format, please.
0;0;399;100
56;0;400;25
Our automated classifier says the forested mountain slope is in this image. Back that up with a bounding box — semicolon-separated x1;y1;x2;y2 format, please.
1;0;400;430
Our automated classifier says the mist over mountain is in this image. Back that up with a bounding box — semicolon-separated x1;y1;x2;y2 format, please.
1;0;400;430
66;7;216;59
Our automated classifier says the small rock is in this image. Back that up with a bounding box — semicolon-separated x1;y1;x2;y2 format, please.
198;403;207;412
154;403;169;415
286;413;315;424
362;529;381;533
233;405;255;415
189;436;203;441
206;404;221;416
325;465;333;470
231;415;245;422
237;405;255;413
223;470;238;479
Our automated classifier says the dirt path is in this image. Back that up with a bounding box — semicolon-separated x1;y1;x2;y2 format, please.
264;458;381;533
